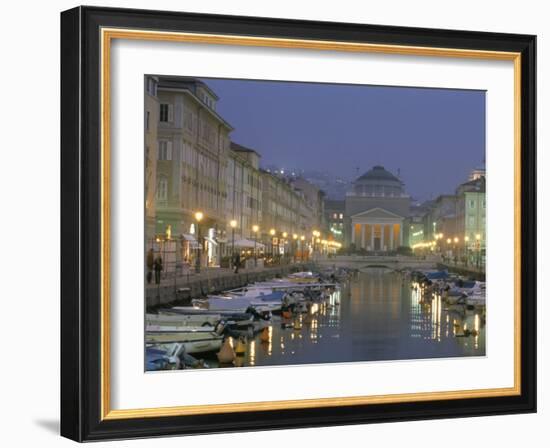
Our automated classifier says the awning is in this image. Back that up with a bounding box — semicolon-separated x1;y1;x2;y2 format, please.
181;234;199;249
234;238;266;249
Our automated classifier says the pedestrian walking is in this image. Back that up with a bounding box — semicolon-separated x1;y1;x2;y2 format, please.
234;253;241;274
146;248;154;284
153;255;163;284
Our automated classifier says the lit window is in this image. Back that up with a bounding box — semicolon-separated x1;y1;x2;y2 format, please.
339;213;343;219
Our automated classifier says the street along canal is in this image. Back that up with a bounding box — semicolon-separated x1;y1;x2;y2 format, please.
208;268;486;368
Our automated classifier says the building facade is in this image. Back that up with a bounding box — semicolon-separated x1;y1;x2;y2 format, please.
260;170;302;256
229;143;262;240
291;177;325;233
345;166;410;251
147;76;347;269
455;176;486;265
154;77;233;267
144;76;159;239
324;199;345;243
405;169;486;267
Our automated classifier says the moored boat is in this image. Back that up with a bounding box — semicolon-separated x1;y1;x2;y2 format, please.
146;331;223;354
146;312;220;328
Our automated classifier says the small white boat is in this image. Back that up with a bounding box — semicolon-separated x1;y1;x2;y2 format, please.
146;313;220;328
146;324;216;333
466;283;486;308
466;295;486;307
445;290;467;305
146;331;223;354
196;295;282;313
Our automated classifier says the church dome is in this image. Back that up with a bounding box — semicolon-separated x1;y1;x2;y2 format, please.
352;166;404;197
357;165;400;182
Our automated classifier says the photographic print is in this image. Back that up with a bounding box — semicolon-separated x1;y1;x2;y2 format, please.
144;76;487;371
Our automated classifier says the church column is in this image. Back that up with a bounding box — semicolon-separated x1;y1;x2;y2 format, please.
390;224;394;250
381;224;385;251
370;224;375;250
361;224;366;248
351;222;356;246
399;223;403;246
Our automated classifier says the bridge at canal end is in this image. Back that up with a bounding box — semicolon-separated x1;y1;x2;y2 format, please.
316;255;439;271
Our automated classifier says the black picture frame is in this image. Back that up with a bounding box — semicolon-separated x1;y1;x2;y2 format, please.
61;5;536;442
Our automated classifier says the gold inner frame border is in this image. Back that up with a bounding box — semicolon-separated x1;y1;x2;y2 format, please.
99;27;522;421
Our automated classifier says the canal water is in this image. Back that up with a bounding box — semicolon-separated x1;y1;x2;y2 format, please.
210;268;486;368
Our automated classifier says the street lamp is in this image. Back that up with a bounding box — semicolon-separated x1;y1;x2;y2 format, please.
164;225;172;280
252;224;259;267
230;219;237;264
312;230;320;257
194;211;203;273
281;232;288;260
269;228;276;261
292;233;298;263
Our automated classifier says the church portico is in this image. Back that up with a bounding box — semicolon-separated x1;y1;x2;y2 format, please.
350;208;404;251
345;166;410;251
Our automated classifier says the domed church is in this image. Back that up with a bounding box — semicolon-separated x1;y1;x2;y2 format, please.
344;166;411;251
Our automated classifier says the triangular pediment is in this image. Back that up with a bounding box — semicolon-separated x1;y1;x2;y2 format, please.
351;207;404;219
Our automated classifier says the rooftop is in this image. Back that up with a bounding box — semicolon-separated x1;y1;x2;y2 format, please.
231;142;262;158
356;165;402;183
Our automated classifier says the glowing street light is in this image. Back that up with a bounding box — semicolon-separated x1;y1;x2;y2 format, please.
229;219;237;260
194;211;204;273
291;234;298;263
475;234;482;269
252;225;259;266
269;228;276;259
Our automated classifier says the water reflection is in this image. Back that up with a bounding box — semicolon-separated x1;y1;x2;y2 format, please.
211;269;485;368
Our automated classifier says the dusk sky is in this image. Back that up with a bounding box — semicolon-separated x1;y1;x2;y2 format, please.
202;78;486;202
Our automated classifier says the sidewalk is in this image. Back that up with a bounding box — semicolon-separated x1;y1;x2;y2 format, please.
145;263;308;290
443;261;485;273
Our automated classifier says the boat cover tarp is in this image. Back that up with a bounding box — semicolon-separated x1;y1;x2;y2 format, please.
425;270;449;280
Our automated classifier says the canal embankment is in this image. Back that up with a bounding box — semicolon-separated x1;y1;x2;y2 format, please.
437;263;485;281
146;263;316;309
